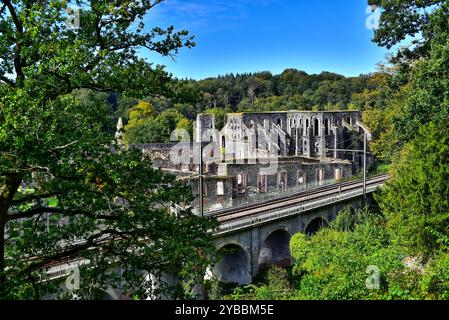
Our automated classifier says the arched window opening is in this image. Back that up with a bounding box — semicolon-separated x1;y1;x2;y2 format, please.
264;119;269;129
314;118;319;136
278;135;282;155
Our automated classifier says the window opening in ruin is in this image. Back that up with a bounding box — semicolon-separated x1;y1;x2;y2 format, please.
258;174;267;193
237;174;247;194
278;171;288;192
325;118;330;135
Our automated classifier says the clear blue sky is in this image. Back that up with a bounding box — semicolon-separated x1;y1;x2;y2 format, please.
143;0;387;80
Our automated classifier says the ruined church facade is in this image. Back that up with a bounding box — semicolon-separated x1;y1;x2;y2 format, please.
198;111;365;163
138;111;373;212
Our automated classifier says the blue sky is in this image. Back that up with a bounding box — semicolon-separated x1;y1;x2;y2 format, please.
143;0;387;80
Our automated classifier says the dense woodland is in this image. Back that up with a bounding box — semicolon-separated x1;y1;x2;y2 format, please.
110;69;380;144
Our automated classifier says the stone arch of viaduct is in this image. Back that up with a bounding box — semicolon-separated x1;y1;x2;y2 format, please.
48;198;366;298
213;197;363;285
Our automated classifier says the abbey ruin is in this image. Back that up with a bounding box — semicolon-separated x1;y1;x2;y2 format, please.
134;111;373;212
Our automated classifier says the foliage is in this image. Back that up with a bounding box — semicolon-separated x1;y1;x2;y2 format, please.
226;266;293;300
243;206;449;300
194;70;369;113
124;118;168;144
421;253;449;299
369;1;449;147
369;0;446;61
204;108;230;131
352;69;407;163
124;103;191;144
289;208;403;300
377;122;449;255
0;0;217;299
393;16;449;142
114;69;377;139
330;206;384;232
126;101;157;129
289;233;309;275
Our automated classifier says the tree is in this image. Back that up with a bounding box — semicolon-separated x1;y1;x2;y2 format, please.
0;0;217;299
350;72;391;112
126;101;157;130
360;73;406;163
176;69;371;114
175;103;197;121
365;1;449;156
393;17;449;142
376;122;449;255
370;0;446;62
124;118;167;144
240;205;449;300
289;208;408;300
227;266;293;300
176;118;193;139
204;107;229;131
124;107;191;144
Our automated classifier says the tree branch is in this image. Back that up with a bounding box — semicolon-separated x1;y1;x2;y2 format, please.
0;173;22;281
6;207;121;222
52;140;79;150
46;71;72;93
11;193;56;206
3;1;25;83
17;229;132;277
75;84;115;93
3;0;22;33
0;75;16;86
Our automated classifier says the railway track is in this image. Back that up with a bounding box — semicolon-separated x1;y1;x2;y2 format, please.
19;175;389;271
207;174;389;223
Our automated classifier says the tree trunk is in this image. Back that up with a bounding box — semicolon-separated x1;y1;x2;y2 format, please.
0;174;22;296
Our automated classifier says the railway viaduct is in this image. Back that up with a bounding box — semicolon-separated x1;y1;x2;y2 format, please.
210;174;387;285
44;175;387;298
